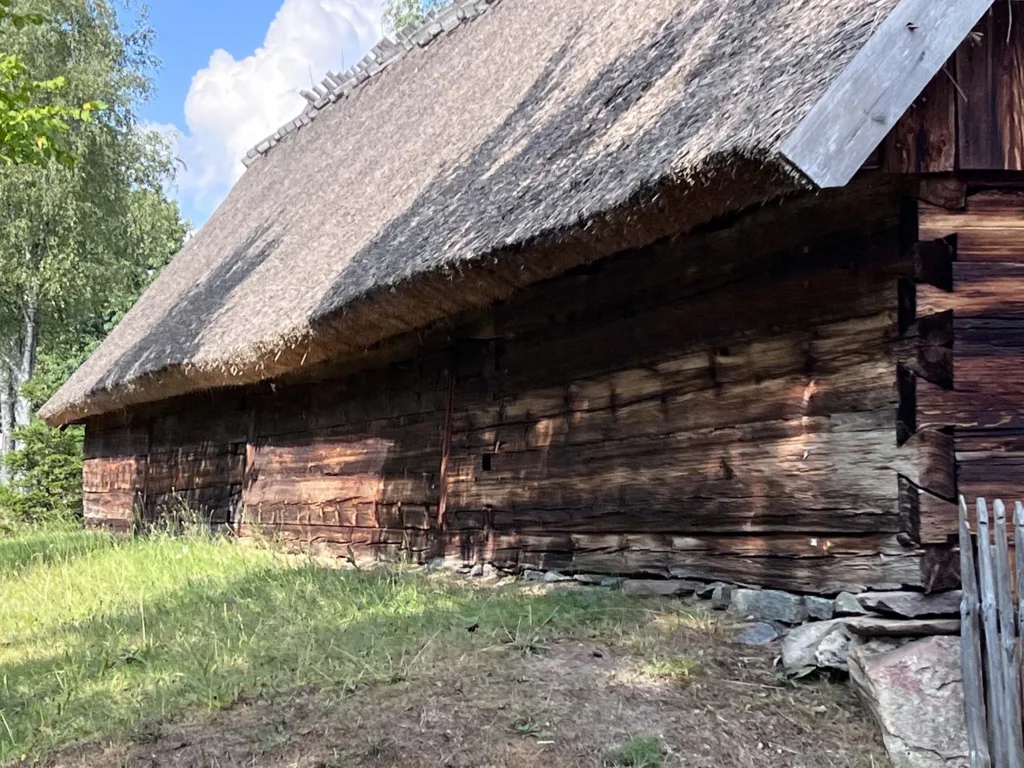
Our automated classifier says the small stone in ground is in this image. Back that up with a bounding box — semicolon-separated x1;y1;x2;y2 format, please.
849;636;968;768
805;596;835;620
755;589;808;624
573;573;605;585
736;623;779;646
711;584;734;610
728;588;761;617
835;592;869;616
543;570;572;583
695;581;729;599
468;563;484;577
522;570;545;582
782;620;856;674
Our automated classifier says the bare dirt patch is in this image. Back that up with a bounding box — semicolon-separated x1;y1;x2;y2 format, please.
39;598;887;768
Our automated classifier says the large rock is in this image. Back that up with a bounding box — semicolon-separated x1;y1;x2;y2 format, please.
782;620;854;673
857;591;962;619
849;636;968;767
781;620;912;675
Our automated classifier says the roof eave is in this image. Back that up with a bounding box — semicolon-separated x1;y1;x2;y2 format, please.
780;0;993;188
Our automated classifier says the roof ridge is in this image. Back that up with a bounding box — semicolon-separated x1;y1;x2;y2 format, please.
241;0;503;168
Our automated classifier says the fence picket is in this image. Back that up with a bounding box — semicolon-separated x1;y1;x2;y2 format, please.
978;498;1008;768
1016;502;1024;746
993;500;1024;767
961;496;993;768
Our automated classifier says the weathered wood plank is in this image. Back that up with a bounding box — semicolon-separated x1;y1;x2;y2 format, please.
145;449;244;493
83;456;147;493
884;57;957;173
780;0;993;187
991;500;1024;767
977;499;1008;768
920;192;1024;261
83;490;138;522
919;178;967;210
959;496;993;768
958;2;1024;170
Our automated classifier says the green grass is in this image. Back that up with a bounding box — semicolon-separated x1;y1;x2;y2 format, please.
605;735;664;767
0;527;647;763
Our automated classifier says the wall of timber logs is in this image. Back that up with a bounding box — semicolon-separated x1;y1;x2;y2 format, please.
80;3;1024;596
82;175;954;595
881;1;1024;552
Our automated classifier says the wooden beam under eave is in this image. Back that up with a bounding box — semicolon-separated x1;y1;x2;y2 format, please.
780;0;994;188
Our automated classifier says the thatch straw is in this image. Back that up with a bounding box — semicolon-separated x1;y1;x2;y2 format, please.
41;0;900;426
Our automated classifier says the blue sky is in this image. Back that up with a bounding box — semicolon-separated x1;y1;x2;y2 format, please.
128;0;385;226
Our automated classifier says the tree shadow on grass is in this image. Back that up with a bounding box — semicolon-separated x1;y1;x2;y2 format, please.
0;561;646;761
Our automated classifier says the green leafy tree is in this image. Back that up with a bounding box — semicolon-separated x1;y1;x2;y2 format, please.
0;0;187;517
0;0;105;166
383;0;447;33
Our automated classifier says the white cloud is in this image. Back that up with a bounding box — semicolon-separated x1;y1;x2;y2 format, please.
173;0;384;221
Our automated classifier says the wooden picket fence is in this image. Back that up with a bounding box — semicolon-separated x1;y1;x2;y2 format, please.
960;496;1024;768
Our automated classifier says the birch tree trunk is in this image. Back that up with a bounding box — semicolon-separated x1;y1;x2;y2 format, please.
0;367;15;485
13;303;39;441
0;300;41;475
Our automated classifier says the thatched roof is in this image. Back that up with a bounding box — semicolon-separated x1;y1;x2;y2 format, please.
43;0;910;426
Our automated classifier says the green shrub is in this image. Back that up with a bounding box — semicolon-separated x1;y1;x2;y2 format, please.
0;419;83;529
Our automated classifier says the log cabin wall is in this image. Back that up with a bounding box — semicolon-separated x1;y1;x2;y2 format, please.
442;179;940;594
242;352;449;559
82;393;247;531
86;0;1024;593
881;2;1024;569
79;175;935;594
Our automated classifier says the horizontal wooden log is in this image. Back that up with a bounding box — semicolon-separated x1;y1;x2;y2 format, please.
149;406;248;452
957;433;1024;509
247;522;432;553
246;501;435;531
447;421;928;537
83;490;138;522
455;359;898;455
497;269;900;395
83;423;148;459
83;456;146;493
499;184;903;343
900;429;955;499
920;192;1024;261
146;486;241;525
145;449;244;493
435;531;921;594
